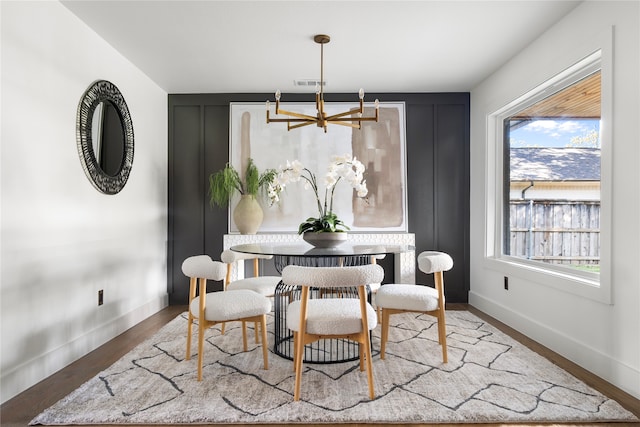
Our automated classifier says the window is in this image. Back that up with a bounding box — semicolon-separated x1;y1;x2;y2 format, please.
504;70;601;273
487;49;612;303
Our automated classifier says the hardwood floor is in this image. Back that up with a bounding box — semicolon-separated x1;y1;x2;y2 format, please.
1;304;638;427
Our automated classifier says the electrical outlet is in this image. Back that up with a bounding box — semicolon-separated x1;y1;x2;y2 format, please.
98;290;104;306
504;276;509;290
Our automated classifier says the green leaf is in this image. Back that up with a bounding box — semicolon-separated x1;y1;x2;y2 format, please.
297;212;350;234
208;158;276;209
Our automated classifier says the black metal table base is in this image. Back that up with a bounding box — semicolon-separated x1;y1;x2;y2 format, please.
272;255;372;364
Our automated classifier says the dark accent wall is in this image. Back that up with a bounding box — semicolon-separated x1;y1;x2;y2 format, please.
168;93;470;305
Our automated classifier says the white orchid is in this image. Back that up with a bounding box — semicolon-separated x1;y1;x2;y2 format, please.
267;154;369;233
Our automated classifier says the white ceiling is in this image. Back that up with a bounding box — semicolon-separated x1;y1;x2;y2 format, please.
61;1;581;94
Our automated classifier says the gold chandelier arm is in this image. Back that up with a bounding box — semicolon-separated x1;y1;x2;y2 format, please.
268;117;316;124
329;121;362;129
287;121;317;130
325;105;381;122
328;115;380;123
324;107;365;121
271;108;318;121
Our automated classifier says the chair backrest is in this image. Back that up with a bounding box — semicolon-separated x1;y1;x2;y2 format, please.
417;251;453;274
220;250;273;263
282;264;384;289
182;255;227;281
220;250;276;286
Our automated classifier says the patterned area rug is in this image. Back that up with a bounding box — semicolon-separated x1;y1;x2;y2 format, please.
30;310;637;425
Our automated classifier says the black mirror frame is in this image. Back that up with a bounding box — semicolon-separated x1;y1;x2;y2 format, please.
76;80;134;194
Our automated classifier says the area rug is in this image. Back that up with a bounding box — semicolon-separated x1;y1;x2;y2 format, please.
30;310;637;425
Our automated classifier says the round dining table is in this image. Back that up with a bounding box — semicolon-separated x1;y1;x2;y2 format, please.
230;242;415;363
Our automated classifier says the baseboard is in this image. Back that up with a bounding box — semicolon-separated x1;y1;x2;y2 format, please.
469;291;640;400
0;294;169;404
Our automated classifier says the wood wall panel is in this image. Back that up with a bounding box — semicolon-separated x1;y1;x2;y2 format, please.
168;93;469;304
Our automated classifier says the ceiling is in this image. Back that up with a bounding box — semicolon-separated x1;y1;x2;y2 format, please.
514;71;601;119
61;1;581;95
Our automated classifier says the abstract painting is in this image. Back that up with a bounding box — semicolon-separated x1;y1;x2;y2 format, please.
229;102;407;233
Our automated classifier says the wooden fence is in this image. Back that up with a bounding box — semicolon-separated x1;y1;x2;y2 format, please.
508;200;600;265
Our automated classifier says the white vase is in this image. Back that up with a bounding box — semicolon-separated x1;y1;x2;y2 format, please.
233;195;263;235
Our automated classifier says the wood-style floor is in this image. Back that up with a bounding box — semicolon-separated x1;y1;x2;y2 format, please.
2;304;638;427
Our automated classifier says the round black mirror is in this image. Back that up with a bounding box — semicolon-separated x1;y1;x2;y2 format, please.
77;80;134;194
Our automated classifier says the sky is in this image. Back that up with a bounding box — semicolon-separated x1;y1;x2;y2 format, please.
509;118;601;148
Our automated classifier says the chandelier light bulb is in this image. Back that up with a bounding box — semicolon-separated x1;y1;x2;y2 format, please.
375;99;380;108
359;88;365;99
275;90;281;101
266;100;270;110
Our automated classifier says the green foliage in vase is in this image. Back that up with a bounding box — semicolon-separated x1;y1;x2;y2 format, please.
208;158;276;208
298;212;350;234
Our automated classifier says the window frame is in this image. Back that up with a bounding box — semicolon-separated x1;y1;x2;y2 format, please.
485;46;613;304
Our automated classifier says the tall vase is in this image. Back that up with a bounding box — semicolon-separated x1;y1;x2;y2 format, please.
233;195;263;235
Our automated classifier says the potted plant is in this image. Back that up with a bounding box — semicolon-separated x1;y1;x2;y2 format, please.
267;154;368;247
209;158;276;234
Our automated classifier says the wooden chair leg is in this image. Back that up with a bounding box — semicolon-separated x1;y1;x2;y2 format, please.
186;277;197;360
241;321;248;351
260;315;269;370
292;331;298;372
197;321;205;381
380;309;390;360
253;258;260;276
363;333;375;400
438;310;448;363
255;321;260;343
197;278;207;382
222;266;230;337
294;287;309;401
294;330;304;401
358;286;375;399
435;271;448;364
186;315;193;360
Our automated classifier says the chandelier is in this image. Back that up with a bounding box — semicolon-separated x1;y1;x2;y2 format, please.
266;34;379;133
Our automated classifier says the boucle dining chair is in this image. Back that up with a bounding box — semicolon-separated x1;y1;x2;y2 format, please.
182;255;271;381
221;249;280;296
368;253;386;322
375;251;453;363
282;264;384;401
220;249;280;340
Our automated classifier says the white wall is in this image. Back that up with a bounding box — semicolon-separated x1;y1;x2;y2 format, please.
0;1;168;403
470;1;639;399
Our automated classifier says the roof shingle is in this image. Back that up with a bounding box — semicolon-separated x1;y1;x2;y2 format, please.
510;147;600;181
